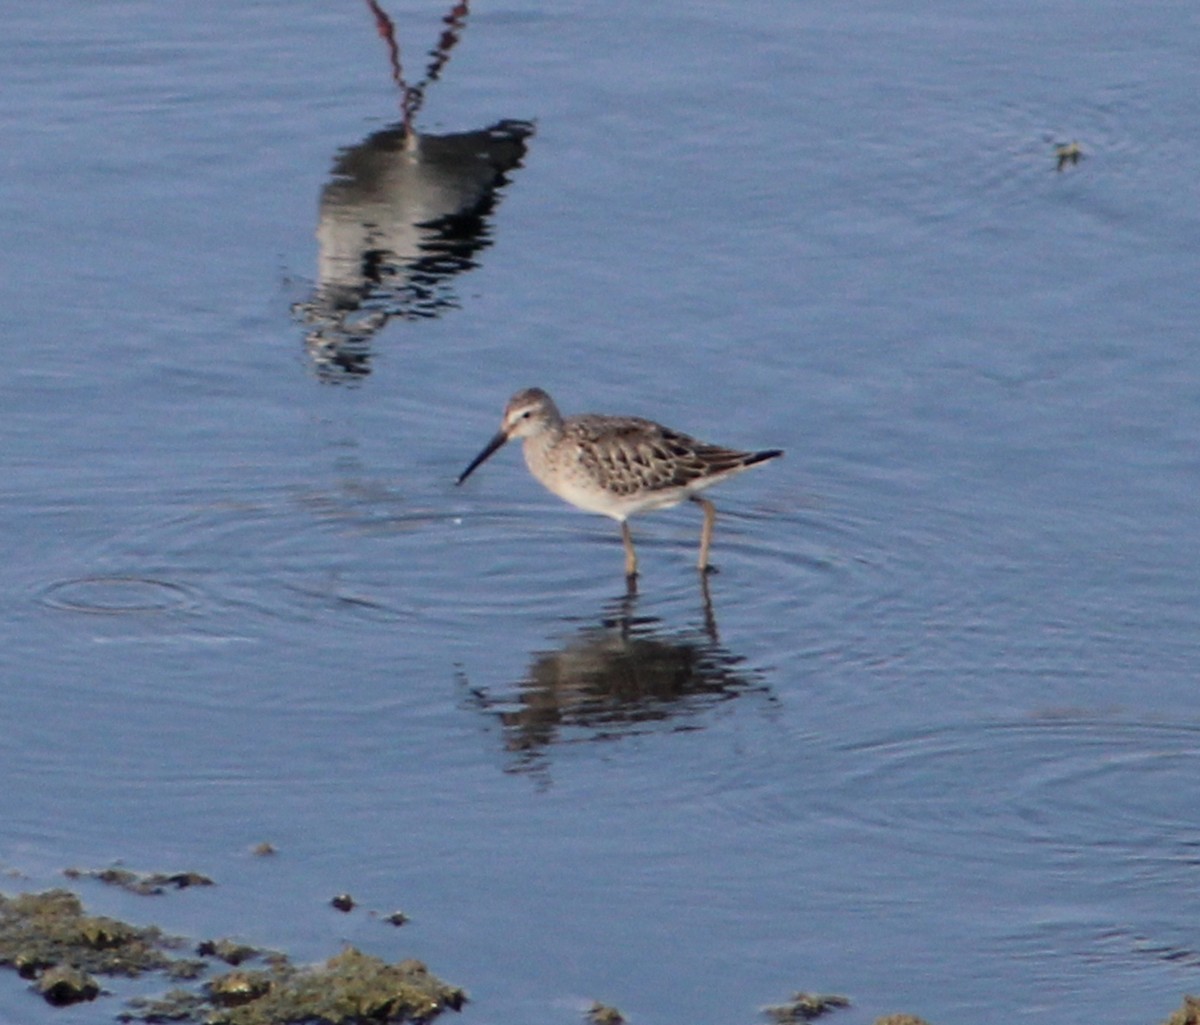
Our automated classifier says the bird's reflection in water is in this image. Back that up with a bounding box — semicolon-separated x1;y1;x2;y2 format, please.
296;0;533;379
466;581;773;775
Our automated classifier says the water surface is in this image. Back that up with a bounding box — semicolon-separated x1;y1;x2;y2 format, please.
2;1;1200;1023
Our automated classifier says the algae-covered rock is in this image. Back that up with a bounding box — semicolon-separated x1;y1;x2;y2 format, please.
122;951;465;1025
763;991;851;1023
0;889;175;977
2;889;463;1025
587;1000;626;1024
34;963;101;1005
1163;995;1200;1025
209;968;274;1007
204;947;465;1025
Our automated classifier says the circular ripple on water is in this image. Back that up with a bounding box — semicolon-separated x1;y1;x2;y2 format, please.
726;478;964;679
38;575;197;615
817;717;1200;864
695;716;1200;852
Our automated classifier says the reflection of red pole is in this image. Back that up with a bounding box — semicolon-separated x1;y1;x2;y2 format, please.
403;0;470;125
364;0;407;111
425;1;470;85
362;0;471;132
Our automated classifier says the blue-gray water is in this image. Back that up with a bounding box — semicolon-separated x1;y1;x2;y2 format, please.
3;1;1199;1022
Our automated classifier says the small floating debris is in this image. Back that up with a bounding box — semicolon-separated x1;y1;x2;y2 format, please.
65;866;215;896
587;1000;626;1024
330;893;357;913
382;911;410;927
1054;140;1084;171
251;842;277;857
873;1016;933;1025
762;991;851;1023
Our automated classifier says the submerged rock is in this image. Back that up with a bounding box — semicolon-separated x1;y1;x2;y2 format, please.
120;988;209;1022
197;938;262;966
64;867;214;896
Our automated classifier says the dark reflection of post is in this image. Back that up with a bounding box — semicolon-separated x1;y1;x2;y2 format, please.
296;0;534;380
465;585;772;775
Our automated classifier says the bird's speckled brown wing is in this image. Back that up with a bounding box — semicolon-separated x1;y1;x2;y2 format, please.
566;416;758;498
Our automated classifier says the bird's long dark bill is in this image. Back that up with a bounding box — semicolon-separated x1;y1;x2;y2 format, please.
456;431;508;485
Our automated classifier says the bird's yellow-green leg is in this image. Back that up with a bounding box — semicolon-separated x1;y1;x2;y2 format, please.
621;521;639;579
694;497;717;573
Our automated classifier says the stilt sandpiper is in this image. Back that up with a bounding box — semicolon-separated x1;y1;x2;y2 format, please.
456;388;782;578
